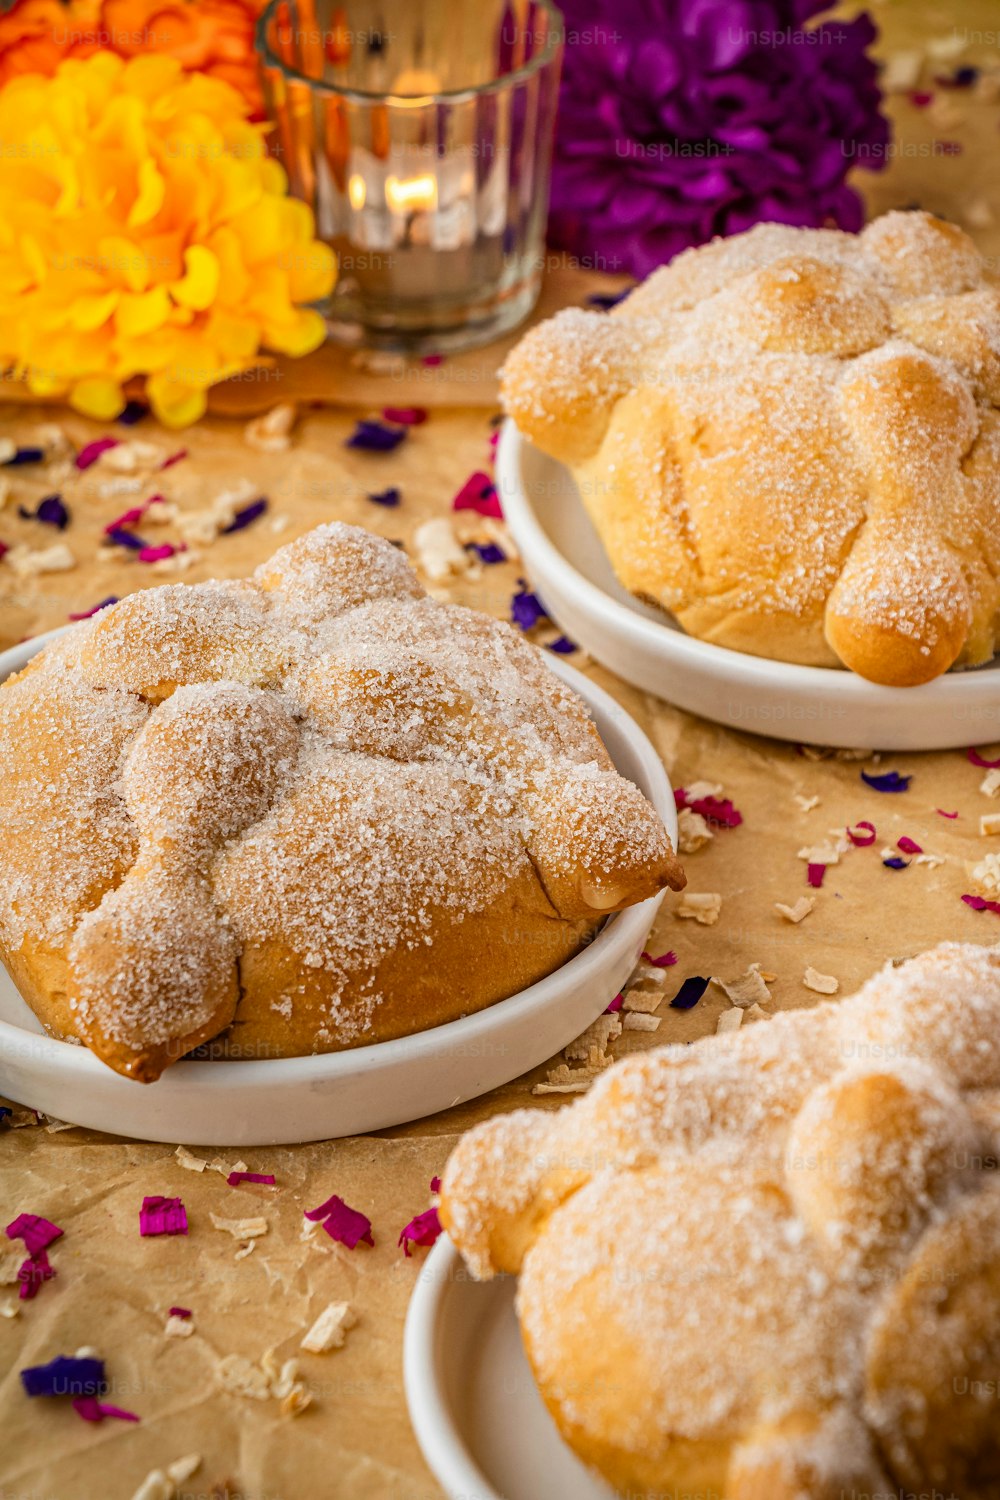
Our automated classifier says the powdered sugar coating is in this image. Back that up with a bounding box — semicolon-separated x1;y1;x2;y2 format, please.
441;942;1000;1497
502;211;1000;687
0;523;680;1080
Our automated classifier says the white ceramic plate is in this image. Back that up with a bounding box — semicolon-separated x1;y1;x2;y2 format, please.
405;1235;614;1500
0;631;676;1146
496;420;1000;752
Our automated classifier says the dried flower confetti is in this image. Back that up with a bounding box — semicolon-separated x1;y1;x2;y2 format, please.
398;1206;442;1257
367;487;401;507
861;770;911;793
6;1214;63;1256
3;445;45;466
963;894;1000;915
139;1197;188;1237
304;1195;373;1249
381;407;427;426
669;975;710;1010
346;419;407;452
641;950;677;967
72;1396;140;1423
226;1172;276;1187
17;1249;56;1300
18;495;69;529
882;856;909;870
897;836;923;854
510;586;547;631
465;541;506;565
21;1354;105;1397
452;471;502;519
968;747;1000;769
846;820;877;846
807;863;826;889
75;438;119;471
221;498;268;534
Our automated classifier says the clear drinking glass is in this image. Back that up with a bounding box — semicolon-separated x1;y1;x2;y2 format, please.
257;0;564;353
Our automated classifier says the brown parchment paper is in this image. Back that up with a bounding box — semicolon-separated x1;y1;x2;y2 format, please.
4;4;1000;1495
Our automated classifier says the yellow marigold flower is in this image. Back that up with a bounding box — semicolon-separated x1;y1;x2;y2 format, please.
0;51;335;425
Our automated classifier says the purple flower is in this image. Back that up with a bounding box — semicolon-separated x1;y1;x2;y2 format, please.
548;0;890;277
465;541;506;564
346;420;407;453
18;495;69;529
669;975;710;1010
368;487;402;507
221;498;268;533
511;586;548;631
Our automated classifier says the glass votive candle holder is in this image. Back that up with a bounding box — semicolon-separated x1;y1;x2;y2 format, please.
257;0;564;354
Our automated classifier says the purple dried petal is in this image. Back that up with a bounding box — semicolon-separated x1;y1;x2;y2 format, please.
398;1207;442;1257
117;400;149;426
75;437;119;471
221;498;268;533
18;495;69;530
861;770;911;793
4;446;45;466
105;527;146;550
587;289;632;309
546;636;577;654
346;420;407;452
6;1213;63;1256
21;1355;105;1397
139;1196;188;1237
511;587;548;632
367;487;401;507
669;975;710;1010
465;541;506;565
69;597;118;621
883;856;909;870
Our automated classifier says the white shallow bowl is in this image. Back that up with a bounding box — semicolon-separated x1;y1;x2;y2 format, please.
0;632;676;1146
405;1235;615;1500
496;420;1000;752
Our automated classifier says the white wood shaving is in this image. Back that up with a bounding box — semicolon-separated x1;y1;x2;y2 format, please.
713;963;772;1007
798;839;844;866
684;779;723;800
971;852;1000;895
0;1251;23;1285
270;514;291;534
234;1239;257;1260
564;1013;621;1062
676;891;722;925
300;1301;357;1354
164;1314;194;1339
43;1117;75;1133
531;1078;593;1095
963;198;995;230
881;48;923;91
481;516;518;559
174;1145;207;1171
175;482;256;546
0;1297;20;1318
926;32;966;60
623;989;661;1014
0;437;16;463
914;851;945;869
216;1353;272;1399
100;440;162;472
794;794;820;813
281;1384;314;1416
244;404;297;453
412;518;474;582
803;967;839;995
210;1213;269;1239
4;541;76;576
744;1002;771;1022
131;1455;201;1500
716;1007;744;1034
980;769;1000;798
775;896;815;924
631;960;667;985
622;1013;660;1032
677;806;713;853
981;814;1000;837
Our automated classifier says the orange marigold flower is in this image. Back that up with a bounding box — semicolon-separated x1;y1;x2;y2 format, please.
0;51;335;426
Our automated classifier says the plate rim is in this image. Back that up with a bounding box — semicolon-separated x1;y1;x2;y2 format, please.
496;418;1000;708
0;631;676;1094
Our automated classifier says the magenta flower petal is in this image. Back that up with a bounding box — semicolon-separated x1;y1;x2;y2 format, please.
897;836;922;855
69;596;118;621
452;471;502;518
72;1397;140;1423
398;1207;442;1257
846;820;876;846
18;1249;56;1300
75;437;119;471
6;1213;63;1256
226;1172;276;1186
807;863;826;888
139;1196;188;1236
381;407;428;426
641;950;677;967
968;747;1000;769
962;894;1000;915
304;1194;373;1249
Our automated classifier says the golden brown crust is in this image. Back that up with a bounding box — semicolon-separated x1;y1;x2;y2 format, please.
502;211;1000;687
0;523;683;1081
440;942;1000;1497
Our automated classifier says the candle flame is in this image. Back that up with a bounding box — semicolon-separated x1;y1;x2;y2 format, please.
347;174;367;210
385;173;439;213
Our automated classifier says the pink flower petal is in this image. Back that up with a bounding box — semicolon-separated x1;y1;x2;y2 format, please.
105;494;164;533
304;1195;373;1249
6;1213;63;1256
897;836;923;855
962;894;1000;915
18;1249;56;1300
846;820;876;846
452;471;503;518
398;1207;442;1257
168;1306;191;1318
72;1396;140;1423
226;1172;276;1186
381;407;428;426
75;437;119;471
139;1197;188;1237
160;449;188;469
604;993;624;1013
138;543;183;564
641;950;677;967
967;747;1000;769
807;863;826;888
937;809;959;819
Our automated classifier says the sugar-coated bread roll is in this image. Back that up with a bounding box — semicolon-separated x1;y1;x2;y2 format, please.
0;523;683;1081
502;211;1000;686
441;942;1000;1498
